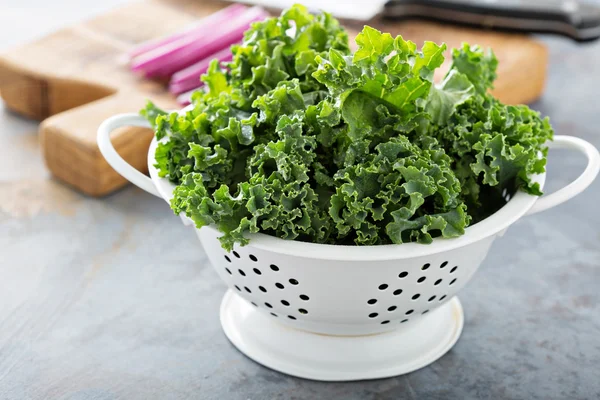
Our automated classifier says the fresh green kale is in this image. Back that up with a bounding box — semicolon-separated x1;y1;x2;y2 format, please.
142;4;553;250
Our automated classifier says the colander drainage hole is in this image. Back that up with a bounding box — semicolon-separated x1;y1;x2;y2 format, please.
381;320;390;325
299;294;310;301
405;309;414;315
393;289;403;296
234;285;241;291
244;286;252;293
449;278;457;286
253;268;262;275
238;269;246;277
450;266;458;273
288;315;297;320
270;264;280;271
440;261;448;269
422;263;430;270
275;283;285;289
388;306;397;312
398;271;408;278
378;284;388;290
249;254;258;262
367;299;378;305
251;302;258;307
270;313;278;317
369;313;379;318
224;255;231;263
233;251;240;259
225;268;232;275
299;308;308;314
259;286;267;293
428;295;436;302
281;300;290;306
434;279;442;286
289;279;299;285
411;294;420;300
422;310;429;315
439;295;447;301
417;276;426;283
400;319;408;323
265;302;273;308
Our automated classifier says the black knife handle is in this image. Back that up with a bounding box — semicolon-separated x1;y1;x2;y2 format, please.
383;0;600;42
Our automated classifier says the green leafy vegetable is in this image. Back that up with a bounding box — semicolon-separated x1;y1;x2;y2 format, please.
142;4;553;250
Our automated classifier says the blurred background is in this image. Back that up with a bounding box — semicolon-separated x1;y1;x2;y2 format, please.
1;1;600;399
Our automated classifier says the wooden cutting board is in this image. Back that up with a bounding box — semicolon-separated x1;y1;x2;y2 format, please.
0;0;547;197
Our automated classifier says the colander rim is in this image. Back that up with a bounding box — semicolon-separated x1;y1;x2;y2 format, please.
148;135;547;261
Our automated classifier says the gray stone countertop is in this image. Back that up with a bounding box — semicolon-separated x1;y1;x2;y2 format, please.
1;2;600;399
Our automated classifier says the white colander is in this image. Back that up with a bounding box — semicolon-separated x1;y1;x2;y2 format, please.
98;113;600;381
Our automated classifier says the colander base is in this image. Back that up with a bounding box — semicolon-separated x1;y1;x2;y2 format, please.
220;290;464;381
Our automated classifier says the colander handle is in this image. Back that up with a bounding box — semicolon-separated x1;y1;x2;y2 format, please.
526;135;600;216
97;113;160;197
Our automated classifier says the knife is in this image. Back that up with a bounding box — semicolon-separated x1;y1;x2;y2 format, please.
383;0;600;42
230;0;600;42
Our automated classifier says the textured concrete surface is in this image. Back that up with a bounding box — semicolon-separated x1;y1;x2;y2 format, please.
1;3;600;400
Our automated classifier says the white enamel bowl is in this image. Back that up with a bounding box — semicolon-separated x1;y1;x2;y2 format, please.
98;112;599;381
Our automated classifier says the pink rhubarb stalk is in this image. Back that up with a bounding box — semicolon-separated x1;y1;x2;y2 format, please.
168;47;233;94
131;6;267;78
127;3;247;60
